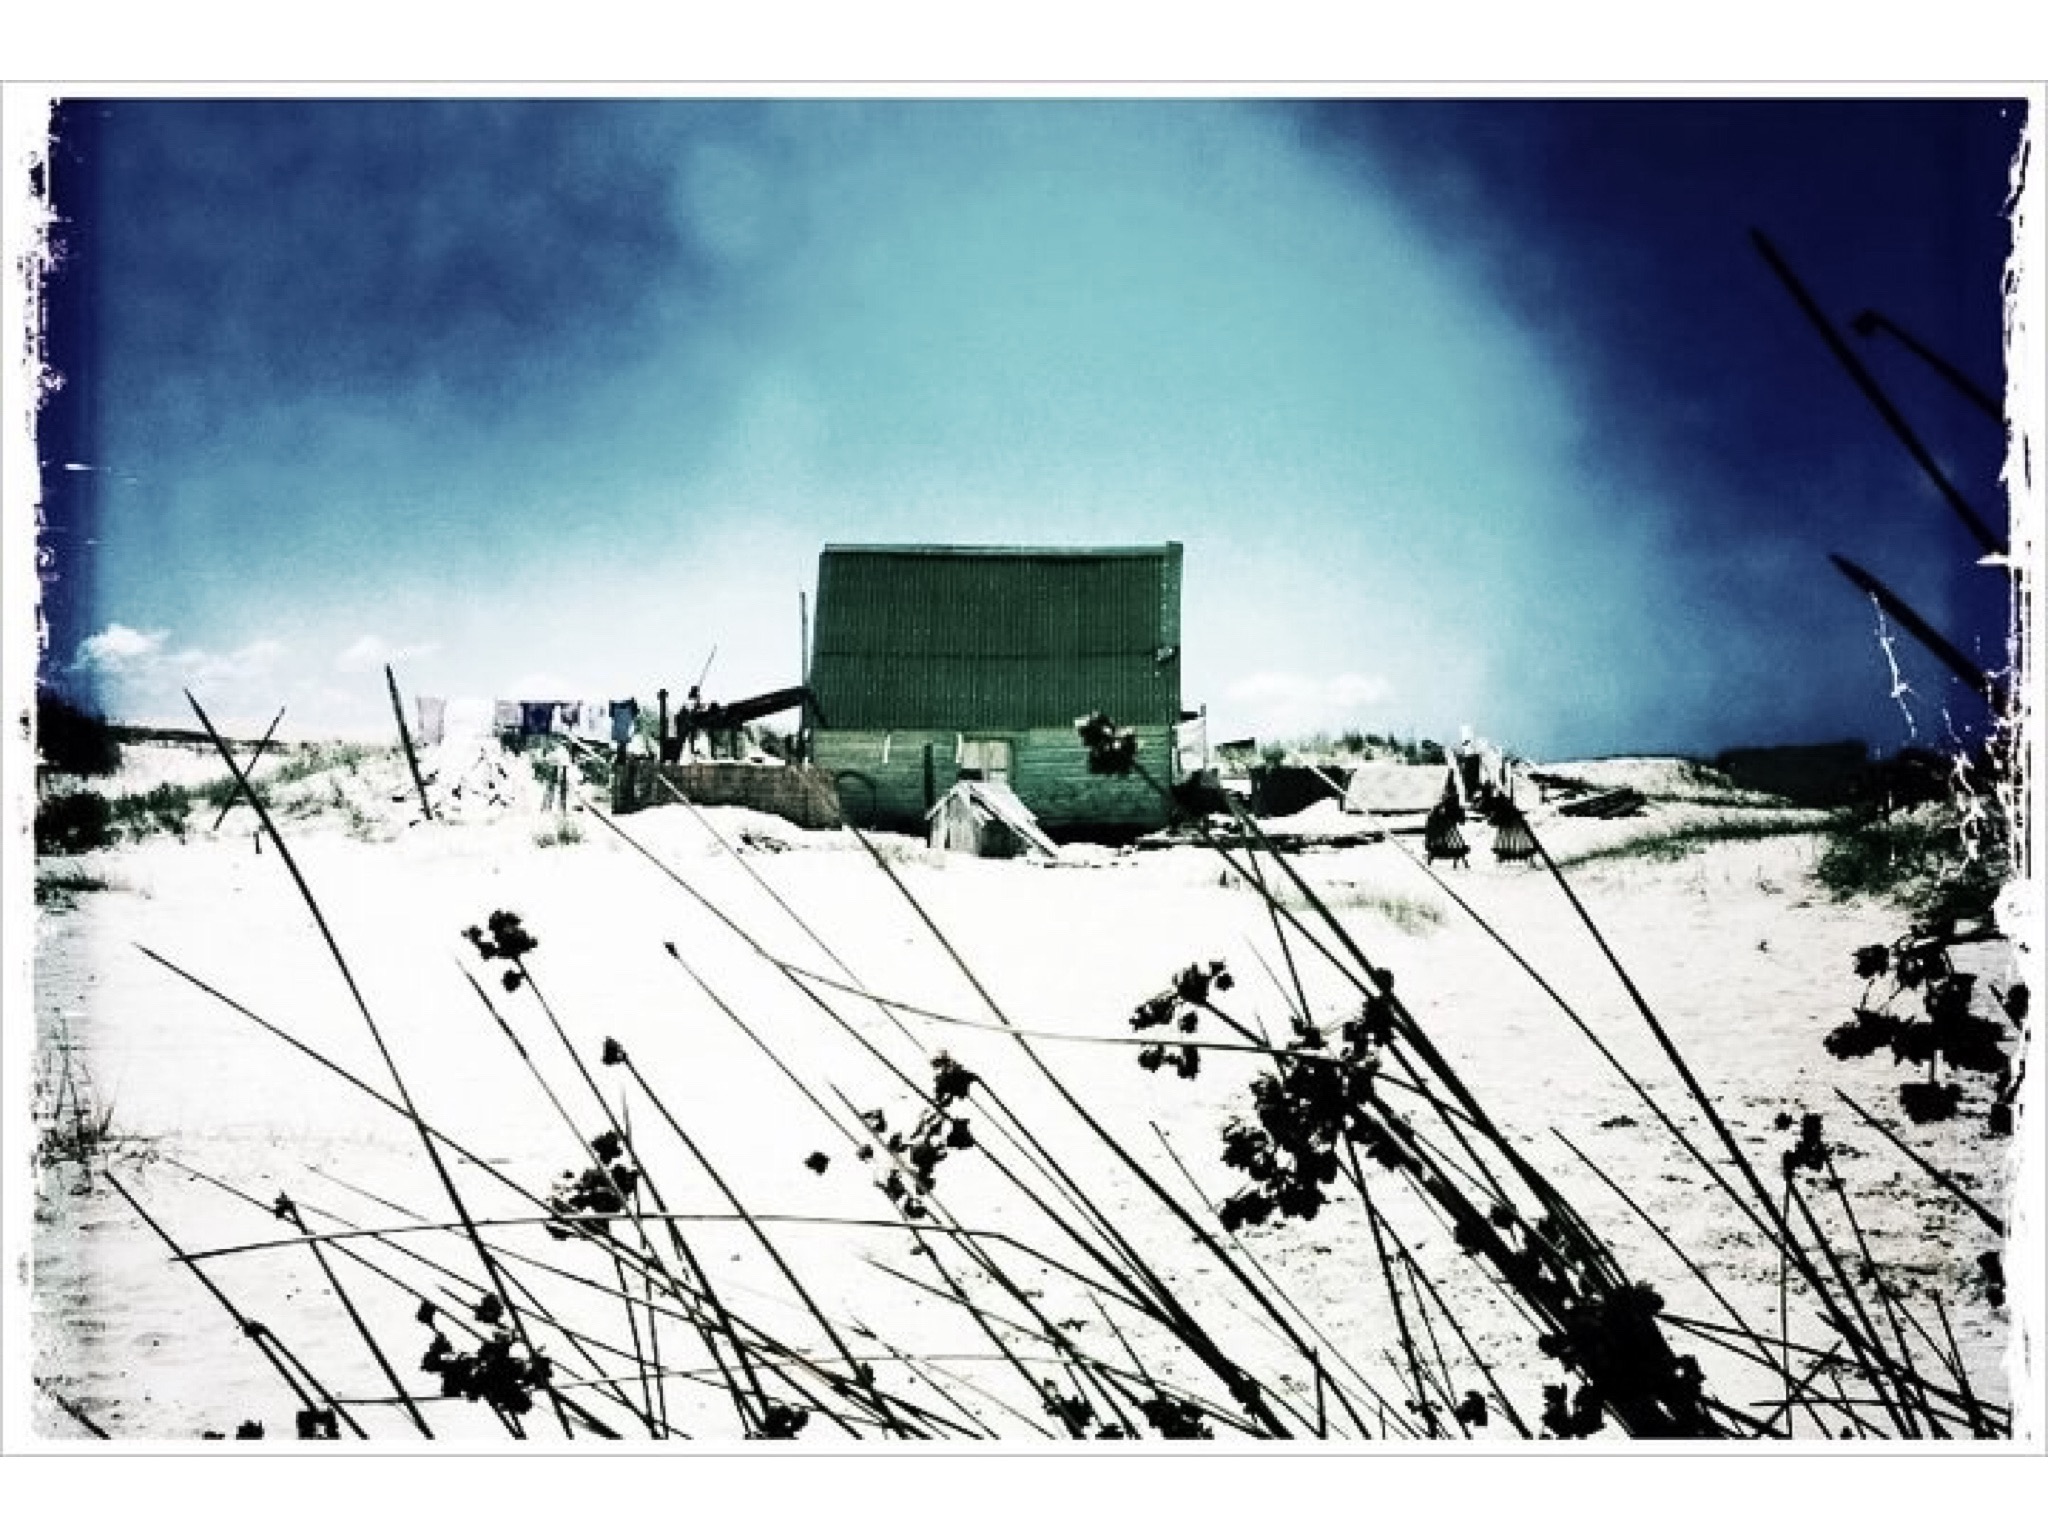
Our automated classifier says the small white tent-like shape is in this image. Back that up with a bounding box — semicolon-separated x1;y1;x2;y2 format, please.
926;780;1061;861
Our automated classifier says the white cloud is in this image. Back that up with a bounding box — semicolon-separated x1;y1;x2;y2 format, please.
174;639;285;693
334;635;383;673
76;622;166;671
1228;671;1303;705
1227;669;1390;710
1224;668;1394;741
64;625;297;734
336;634;437;674
1324;671;1393;712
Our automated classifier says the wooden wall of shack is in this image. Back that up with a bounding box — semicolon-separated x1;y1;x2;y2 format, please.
806;543;1184;835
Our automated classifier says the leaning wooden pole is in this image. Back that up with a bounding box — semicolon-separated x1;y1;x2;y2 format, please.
1830;553;2003;711
384;663;436;822
1752;228;2006;562
1850;308;2004;424
210;703;287;831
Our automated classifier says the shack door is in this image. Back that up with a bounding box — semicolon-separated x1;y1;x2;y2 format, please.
957;738;1013;782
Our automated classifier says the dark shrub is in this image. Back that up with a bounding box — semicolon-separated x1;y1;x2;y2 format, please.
1899;1079;1963;1124
37;790;113;853
1815;811;2003;922
116;783;193;839
36;691;123;777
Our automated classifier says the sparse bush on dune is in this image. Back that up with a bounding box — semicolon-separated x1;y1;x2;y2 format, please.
34;862;113;909
35;1015;149;1182
1815;803;2008;925
268;741;382;786
37;1079;122;1172
245;746;417;837
1557;811;1839;870
1808;735;2022;1149
35;741;322;852
1250;873;1444;933
533;817;584;849
115;782;197;840
40;781;220;848
1263;728;1442;767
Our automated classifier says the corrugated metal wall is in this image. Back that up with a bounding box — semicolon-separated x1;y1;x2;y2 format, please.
810;545;1182;731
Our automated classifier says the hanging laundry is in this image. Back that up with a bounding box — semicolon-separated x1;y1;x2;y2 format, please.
610;698;640;746
415;696;447;748
521;701;557;736
493;700;522;734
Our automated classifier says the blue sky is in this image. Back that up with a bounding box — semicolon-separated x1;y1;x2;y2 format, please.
30;95;2028;759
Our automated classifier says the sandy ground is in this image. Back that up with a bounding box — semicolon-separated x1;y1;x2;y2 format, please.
21;740;2032;1443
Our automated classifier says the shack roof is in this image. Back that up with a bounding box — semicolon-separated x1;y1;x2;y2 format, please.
810;543;1182;731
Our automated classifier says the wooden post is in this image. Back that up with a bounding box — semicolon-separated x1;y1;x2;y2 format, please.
798;590;810;753
384;664;435;822
209;704;287;831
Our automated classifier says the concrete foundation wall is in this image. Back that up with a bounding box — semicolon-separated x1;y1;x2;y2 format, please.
613;759;843;829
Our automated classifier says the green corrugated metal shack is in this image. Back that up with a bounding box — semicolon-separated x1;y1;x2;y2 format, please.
808;543;1183;835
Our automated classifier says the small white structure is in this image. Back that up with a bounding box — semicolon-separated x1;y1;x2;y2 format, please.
1451;730;1513;810
926;780;1061;861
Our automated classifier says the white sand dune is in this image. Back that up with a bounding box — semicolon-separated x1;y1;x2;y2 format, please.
26;752;2027;1442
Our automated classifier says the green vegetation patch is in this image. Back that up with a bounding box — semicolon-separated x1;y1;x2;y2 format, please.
1555;812;1837;871
1815;809;2008;925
